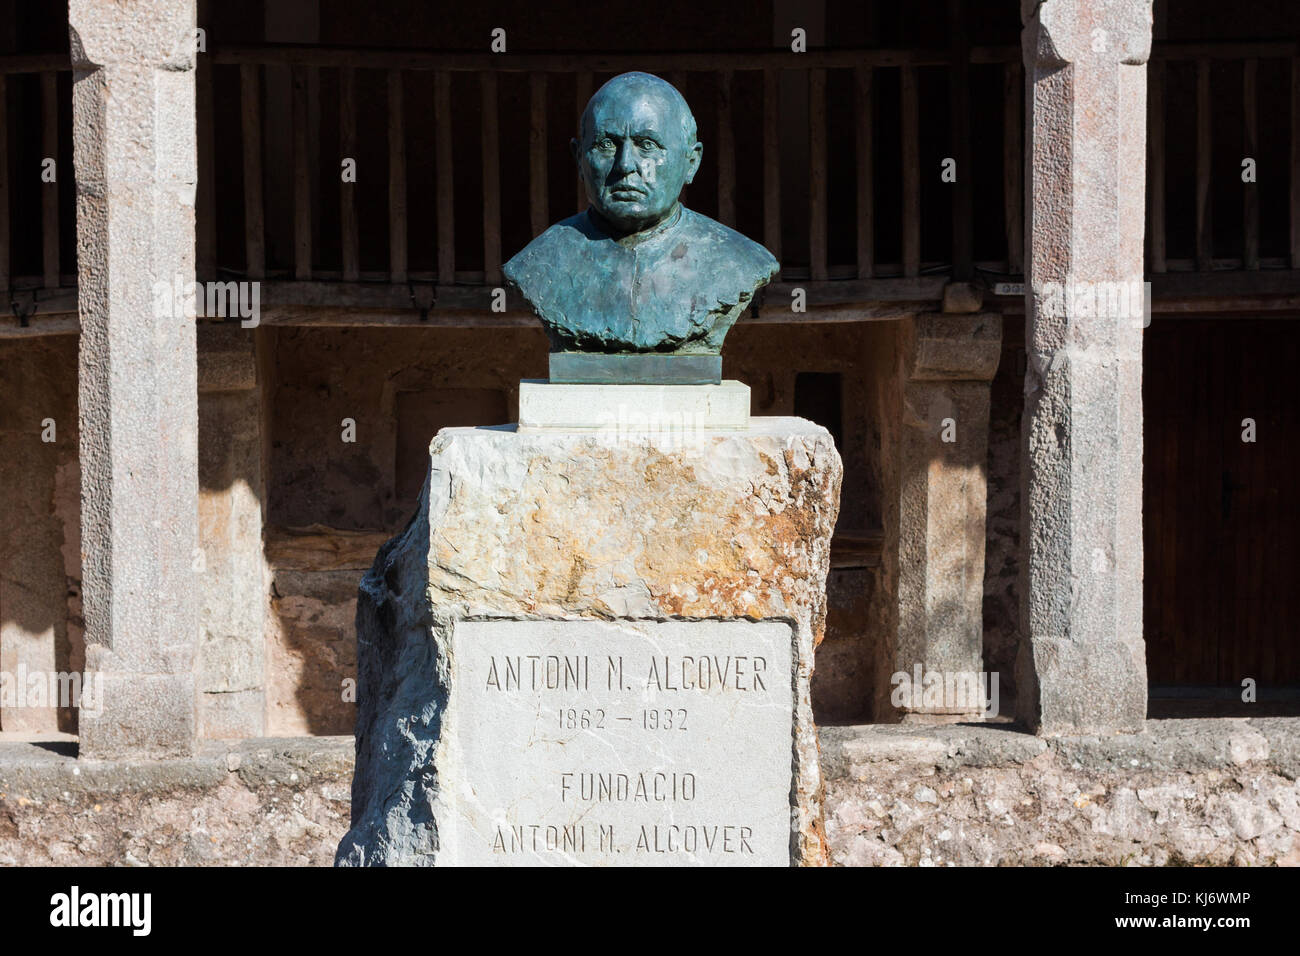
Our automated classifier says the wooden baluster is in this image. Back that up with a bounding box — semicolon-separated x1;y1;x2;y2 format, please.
388;70;407;283
1147;59;1166;273
901;63;920;278
436;70;454;284
240;63;265;279
293;65;312;280
481;71;501;286
855;65;874;280
1003;60;1023;274
529;72;548;241
1243;58;1259;270
809;68;827;282
1196;57;1212;272
763;67;781;271
340;66;358;282
41;71;58;288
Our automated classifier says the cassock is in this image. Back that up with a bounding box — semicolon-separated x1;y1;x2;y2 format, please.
504;204;779;354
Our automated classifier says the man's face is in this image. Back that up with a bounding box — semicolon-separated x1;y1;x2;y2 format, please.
573;83;702;234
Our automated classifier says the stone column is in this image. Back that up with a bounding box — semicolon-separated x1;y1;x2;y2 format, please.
69;0;200;758
883;313;1001;721
197;325;267;739
1017;0;1151;734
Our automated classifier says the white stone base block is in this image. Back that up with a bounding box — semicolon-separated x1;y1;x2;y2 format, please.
518;380;750;432
337;417;841;867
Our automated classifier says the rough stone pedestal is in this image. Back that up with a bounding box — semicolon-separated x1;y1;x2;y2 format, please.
337;417;841;866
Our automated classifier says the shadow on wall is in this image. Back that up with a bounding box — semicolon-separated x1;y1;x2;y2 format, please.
0;337;82;735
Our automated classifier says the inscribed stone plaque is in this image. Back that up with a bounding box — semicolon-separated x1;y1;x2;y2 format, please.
443;619;795;866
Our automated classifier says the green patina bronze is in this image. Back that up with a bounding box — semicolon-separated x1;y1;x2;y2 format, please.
503;71;779;385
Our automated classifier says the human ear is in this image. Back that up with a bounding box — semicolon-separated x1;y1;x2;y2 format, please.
570;137;582;168
683;141;703;185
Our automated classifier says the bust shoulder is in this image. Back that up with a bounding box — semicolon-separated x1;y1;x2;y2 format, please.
673;208;779;289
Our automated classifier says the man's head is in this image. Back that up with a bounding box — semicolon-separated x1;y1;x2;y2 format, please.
572;72;703;236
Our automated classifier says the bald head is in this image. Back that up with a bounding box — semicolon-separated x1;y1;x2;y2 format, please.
571;71;703;236
579;72;698;148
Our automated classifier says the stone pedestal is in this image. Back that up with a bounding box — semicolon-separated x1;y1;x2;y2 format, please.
337;416;841;866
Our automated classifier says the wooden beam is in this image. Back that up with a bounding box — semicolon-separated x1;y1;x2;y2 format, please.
809;68;827;282
201;41;1300;73
1196;57;1212;272
855;65;874;280
41;71;58;289
206;44;1040;73
339;66;358;282
1243;58;1259;271
436;71;455;284
716;69;735;226
1147;59;1166;273
481;72;502;286
901;64;920;278
763;68;781;270
0;314;80;338
292;65;312;281
240;63;265;279
529;72;548;240
388;70;407;283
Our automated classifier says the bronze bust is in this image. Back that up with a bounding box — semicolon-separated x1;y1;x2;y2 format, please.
504;71;779;384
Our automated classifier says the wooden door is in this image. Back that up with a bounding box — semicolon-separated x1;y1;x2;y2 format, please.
1144;317;1300;686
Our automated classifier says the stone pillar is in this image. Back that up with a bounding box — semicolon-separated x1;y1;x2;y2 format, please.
1017;0;1151;734
197;325;267;738
69;1;200;757
882;313;1001;721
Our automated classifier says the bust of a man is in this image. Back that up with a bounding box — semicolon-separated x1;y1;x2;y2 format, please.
504;72;778;378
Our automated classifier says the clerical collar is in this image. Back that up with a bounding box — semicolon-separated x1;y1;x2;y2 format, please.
588;204;684;248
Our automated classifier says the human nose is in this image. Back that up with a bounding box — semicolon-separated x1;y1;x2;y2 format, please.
613;139;638;177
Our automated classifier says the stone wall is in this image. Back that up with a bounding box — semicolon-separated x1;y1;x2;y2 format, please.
4;719;1299;865
0;738;352;866
823;720;1300;866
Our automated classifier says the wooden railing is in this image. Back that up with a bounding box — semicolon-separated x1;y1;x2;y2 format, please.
207;44;1028;292
0;42;1297;329
0;53;70;305
1147;42;1300;274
